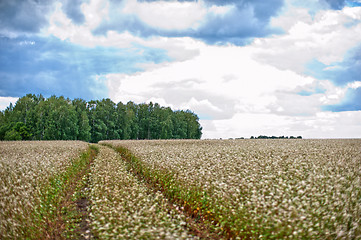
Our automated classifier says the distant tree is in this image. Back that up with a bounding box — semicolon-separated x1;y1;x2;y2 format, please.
72;98;91;142
87;100;108;143
0;111;10;140
249;135;303;140
42;96;78;140
34;98;48;140
160;116;173;139
138;103;150;139
97;98;119;140
116;102;127;139
125;101;139;140
258;135;268;139
173;111;187;139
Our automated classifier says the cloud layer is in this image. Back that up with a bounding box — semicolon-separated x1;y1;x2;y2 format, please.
0;35;170;100
1;0;361;138
93;0;284;45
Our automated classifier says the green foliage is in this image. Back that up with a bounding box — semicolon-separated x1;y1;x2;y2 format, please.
0;94;203;142
33;146;97;239
3;122;32;140
4;128;22;140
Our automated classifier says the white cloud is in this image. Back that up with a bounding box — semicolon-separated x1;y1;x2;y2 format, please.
45;2;201;63
122;0;207;30
81;0;109;30
256;6;361;73
121;0;234;31
180;97;224;120
0;97;19;111
271;7;313;31
19;40;35;46
268;91;322;116
208;4;235;16
267;79;357;116
106;42;314;121
47;0;109;34
348;81;361;89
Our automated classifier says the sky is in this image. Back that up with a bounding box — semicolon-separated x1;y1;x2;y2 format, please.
1;0;361;139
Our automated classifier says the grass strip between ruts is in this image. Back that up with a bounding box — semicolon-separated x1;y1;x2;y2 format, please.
30;144;98;239
105;143;235;239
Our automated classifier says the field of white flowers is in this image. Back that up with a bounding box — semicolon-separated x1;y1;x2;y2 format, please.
0;141;88;239
103;139;361;239
2;139;360;239
89;145;197;239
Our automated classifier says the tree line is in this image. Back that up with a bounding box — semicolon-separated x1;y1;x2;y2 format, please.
0;94;202;142
250;135;302;139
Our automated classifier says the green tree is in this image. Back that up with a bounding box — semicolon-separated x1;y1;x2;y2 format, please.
42;96;78;140
0;110;9;140
72;98;91;141
4;129;22;140
0;94;203;141
87;99;120;142
160;116;173;139
116;102;130;139
125;101;139;139
34;99;49;140
137;103;150;139
3;122;31;140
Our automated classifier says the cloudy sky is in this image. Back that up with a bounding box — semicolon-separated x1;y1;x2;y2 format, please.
1;0;361;139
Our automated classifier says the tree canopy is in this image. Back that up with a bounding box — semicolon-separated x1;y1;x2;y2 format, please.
0;94;202;142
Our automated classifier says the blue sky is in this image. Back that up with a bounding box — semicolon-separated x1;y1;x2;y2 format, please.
1;0;361;138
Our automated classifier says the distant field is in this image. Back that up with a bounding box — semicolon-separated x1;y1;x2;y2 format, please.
1;139;360;239
103;139;361;239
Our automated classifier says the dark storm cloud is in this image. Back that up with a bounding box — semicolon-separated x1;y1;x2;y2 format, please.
0;0;86;36
193;1;284;45
0;0;54;34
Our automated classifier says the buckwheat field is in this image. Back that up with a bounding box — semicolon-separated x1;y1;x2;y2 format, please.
0;141;88;238
1;139;360;239
89;145;196;239
103;139;361;239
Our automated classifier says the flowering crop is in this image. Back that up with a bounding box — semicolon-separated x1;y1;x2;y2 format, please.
103;139;361;239
89;145;197;239
0;141;88;239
